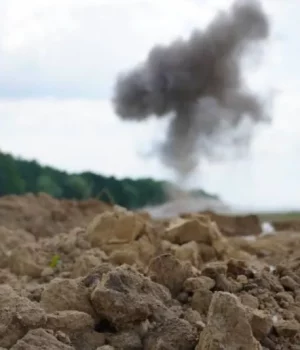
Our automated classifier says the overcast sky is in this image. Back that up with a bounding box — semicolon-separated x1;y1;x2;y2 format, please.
1;0;300;210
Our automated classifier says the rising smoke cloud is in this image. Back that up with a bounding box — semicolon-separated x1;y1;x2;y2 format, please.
112;0;271;178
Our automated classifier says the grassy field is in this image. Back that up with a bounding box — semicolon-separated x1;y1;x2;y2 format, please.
256;211;300;223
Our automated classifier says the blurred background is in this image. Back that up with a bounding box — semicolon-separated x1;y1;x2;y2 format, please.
0;0;299;216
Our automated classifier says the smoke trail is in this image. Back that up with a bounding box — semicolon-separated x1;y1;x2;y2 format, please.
112;0;271;177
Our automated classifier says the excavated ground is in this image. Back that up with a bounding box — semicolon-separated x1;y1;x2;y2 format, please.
1;194;300;349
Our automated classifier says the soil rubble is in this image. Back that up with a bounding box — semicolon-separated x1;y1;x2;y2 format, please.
1;194;300;349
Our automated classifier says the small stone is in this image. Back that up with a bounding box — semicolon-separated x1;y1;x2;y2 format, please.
173;241;200;267
240;293;259;309
274;319;300;337
183;276;215;292
260;271;284;293
250;309;273;340
41;267;54;277
293;306;300;323
280;276;299;291
177;292;189;303
201;261;227;278
148;254;194;297
183;308;203;326
196;320;206;332
281;309;294;320
71;253;103;278
237;275;248;284
108;331;142;350
71;330;105;349
215;274;243;293
275;292;294;308
227;259;254;277
45;310;94;333
295;291;300;303
10;329;75;350
191;288;213;317
55;331;71;345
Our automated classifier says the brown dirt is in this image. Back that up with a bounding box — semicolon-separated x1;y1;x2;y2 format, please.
0;193;112;238
1;194;300;349
272;221;300;233
183;211;262;237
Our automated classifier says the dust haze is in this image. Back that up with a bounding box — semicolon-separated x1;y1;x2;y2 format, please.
113;0;271;179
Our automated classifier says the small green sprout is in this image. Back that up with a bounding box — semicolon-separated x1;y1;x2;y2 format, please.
49;254;61;268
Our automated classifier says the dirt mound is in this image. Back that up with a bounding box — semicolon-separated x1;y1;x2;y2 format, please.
0;193;112;238
272;220;300;232
183;211;262;237
1;195;300;349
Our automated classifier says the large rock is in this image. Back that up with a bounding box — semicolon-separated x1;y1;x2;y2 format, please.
45;310;94;333
108;235;157;267
71;330;106;350
86;208;145;247
201;212;261;237
0;226;35;250
0;226;35;269
90;265;172;329
249;309;273;340
197;292;261;350
172;241;200;267
9;243;47;277
40;278;96;317
107;331;142;350
164;217;211;244
10;328;75;350
184;276;215;292
274;319;300;337
71;249;107;278
0;285;47;348
147;254;195;297
191;288;213;319
143;318;198;349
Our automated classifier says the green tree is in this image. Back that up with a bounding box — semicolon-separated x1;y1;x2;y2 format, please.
0;153;25;195
15;159;41;192
0;151;217;208
65;175;91;199
37;175;62;197
122;181;139;208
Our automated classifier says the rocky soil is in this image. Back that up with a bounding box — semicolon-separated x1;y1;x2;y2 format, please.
1;194;300;349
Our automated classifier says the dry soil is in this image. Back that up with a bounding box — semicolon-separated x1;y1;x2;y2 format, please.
1;193;300;349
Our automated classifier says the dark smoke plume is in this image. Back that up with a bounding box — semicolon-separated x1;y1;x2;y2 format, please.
113;0;270;177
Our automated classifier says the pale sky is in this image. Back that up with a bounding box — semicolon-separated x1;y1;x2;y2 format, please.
1;0;300;210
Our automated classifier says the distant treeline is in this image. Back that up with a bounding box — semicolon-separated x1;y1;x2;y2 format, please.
0;151;217;209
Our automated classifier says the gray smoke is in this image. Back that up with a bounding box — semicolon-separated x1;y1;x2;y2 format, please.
112;0;271;177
